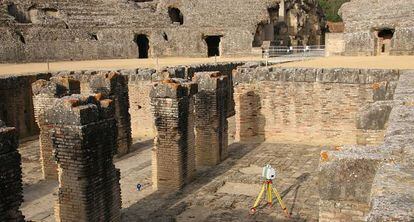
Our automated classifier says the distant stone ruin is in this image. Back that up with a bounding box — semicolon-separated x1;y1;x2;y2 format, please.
339;0;414;56
0;0;325;62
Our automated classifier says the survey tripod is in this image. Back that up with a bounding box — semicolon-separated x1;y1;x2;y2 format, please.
249;179;290;218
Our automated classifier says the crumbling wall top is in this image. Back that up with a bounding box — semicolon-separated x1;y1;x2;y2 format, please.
43;95;114;125
150;78;198;98
192;71;228;90
32;77;80;96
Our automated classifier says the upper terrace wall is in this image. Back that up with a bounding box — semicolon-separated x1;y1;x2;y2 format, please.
234;66;399;145
0;0;324;62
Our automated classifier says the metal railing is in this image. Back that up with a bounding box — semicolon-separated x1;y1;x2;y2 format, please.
263;45;325;58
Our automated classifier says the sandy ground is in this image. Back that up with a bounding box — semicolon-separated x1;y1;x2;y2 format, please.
1;56;412;76
274;56;414;70
0;56;315;76
0;56;270;75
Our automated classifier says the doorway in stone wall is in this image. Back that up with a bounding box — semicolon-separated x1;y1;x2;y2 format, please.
134;34;149;59
205;36;221;57
375;29;394;56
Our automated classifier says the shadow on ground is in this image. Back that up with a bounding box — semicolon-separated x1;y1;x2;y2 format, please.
121;142;263;221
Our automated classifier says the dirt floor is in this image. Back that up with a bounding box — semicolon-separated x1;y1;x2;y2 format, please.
19;135;323;222
274;56;414;70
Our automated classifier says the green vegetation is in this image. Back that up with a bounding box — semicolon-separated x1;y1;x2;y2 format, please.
317;0;350;22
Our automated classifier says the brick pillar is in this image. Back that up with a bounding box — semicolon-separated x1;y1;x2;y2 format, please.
32;77;80;180
150;79;198;191
193;72;228;167
44;95;121;222
0;120;24;222
89;71;132;156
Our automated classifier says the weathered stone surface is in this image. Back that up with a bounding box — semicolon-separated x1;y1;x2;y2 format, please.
0;0;324;62
44;95;122;222
0;123;24;222
356;101;393;130
318;70;414;222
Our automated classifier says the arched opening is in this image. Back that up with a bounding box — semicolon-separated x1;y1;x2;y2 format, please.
168;7;183;25
134;34;149;59
375;28;394;55
205;36;221;57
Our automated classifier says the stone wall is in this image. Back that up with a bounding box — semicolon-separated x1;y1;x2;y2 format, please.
0;0;324;62
32;77;80;180
233;66;399;145
0;73;51;138
339;0;414;56
193;71;228;167
150;79;197;191
325;33;344;56
318;70;414;221
0;121;24;222
45;95;121;222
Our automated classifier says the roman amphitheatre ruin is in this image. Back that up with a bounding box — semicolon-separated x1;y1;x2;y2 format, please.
0;0;413;221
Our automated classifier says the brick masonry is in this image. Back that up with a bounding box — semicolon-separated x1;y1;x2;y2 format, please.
0;73;51;138
0;120;25;222
32;77;80;180
44;95;121;222
193;71;229;167
89;72;132;156
150;79;198;191
233;66;399;145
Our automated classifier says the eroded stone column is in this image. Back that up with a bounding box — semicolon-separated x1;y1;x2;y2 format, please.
44;95;121;222
150;79;197;191
0;120;24;222
89;71;132;156
32;77;80;180
193;72;228;167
